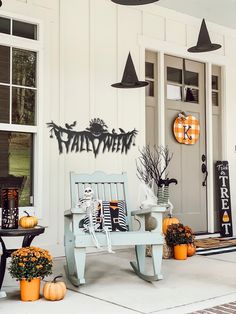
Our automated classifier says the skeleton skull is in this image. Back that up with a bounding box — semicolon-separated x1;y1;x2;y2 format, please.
83;186;94;200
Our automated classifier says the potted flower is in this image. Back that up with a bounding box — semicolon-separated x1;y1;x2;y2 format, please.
9;247;53;301
165;223;194;260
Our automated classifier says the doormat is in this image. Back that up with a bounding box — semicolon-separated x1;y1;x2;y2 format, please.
195;237;236;256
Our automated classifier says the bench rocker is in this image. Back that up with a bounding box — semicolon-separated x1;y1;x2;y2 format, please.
64;171;166;286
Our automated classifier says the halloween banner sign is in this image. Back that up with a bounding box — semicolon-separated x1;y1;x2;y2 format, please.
47;118;138;158
215;161;233;237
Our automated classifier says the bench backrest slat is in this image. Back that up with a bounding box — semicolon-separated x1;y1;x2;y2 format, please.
70;171;131;226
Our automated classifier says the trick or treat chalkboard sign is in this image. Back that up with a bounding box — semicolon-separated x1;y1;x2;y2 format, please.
215;161;233;237
173;112;200;145
47;118;138;158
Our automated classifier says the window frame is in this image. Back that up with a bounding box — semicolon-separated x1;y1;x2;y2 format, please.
0;12;43;217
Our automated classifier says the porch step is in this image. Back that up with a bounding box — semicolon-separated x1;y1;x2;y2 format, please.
195;233;220;240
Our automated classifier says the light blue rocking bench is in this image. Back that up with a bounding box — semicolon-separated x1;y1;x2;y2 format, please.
64;171;166;286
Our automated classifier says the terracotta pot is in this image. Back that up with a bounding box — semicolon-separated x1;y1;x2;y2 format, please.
174;244;187;260
20;278;41;301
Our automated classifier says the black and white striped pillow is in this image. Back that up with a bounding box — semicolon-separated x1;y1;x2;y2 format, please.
102;200;128;232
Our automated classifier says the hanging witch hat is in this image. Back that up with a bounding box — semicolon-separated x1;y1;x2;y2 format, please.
112;52;148;88
111;0;159;5
188;19;222;53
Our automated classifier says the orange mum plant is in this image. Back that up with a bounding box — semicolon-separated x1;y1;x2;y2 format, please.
9;247;53;282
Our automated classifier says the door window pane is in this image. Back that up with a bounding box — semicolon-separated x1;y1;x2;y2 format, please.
167;84;182;101
0;85;10;123
13;20;37;40
185;87;199;103
0;17;10;35
184;71;199;87
12;48;37;87
146;81;154;97
145;62;154;79
12;87;36;125
167;67;182;84
0;45;10;84
212;91;219;106
0;131;33;206
212;75;218;90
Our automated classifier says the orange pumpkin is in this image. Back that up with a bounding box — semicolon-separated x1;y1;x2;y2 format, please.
43;276;67;301
163;215;180;234
187;243;196;257
19;211;38;229
173;114;200;145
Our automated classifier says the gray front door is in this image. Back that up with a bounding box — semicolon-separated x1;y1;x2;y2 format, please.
165;55;207;232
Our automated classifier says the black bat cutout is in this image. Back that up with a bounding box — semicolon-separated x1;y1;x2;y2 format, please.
47;118;138;158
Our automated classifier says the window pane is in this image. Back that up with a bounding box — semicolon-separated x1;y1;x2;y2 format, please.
167;67;182;84
0;85;10;123
12;20;37;40
0;131;33;207
12;48;37;87
145;62;154;79
184;71;199;87
0;45;10;84
212;75;218;90
185;87;199;104
0;17;10;35
212;91;219;106
12;87;36;125
167;84;182;101
146;81;154;97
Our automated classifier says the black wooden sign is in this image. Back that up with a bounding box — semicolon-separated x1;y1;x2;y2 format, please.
215;161;233;237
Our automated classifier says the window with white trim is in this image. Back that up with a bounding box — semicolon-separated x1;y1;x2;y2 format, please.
0;16;39;207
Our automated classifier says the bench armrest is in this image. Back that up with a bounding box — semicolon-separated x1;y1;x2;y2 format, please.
131;206;167;216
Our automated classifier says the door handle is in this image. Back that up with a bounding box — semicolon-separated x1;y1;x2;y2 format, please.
202;163;208;187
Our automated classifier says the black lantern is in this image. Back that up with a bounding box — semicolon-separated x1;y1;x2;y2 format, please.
1;188;19;229
111;0;159;5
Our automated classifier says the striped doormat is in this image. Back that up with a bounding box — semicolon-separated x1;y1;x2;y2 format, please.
195;237;236;256
190;301;236;313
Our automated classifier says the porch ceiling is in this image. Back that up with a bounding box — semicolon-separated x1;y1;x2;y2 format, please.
157;0;236;29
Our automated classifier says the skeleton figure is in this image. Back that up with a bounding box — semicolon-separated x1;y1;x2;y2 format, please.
77;186;114;253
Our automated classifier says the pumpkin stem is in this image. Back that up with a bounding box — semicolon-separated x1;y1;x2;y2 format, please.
24;211;30;217
53;275;63;283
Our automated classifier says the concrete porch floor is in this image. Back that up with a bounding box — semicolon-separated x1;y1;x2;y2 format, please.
1;248;236;314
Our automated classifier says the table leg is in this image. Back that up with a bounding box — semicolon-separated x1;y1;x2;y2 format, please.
22;235;36;247
0;237;7;297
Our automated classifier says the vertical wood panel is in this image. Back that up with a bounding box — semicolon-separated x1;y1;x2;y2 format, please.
117;6;143;208
60;0;92;210
143;13;165;41
166;19;186;46
90;0;119;172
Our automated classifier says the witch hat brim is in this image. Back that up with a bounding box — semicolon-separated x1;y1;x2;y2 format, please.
111;53;148;89
111;0;159;5
188;19;222;53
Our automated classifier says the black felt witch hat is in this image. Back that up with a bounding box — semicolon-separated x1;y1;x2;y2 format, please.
188;19;222;53
111;0;159;5
112;53;148;89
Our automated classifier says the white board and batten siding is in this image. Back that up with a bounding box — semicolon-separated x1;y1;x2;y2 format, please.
1;0;236;255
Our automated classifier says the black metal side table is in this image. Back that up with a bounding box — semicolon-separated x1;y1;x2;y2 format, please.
0;226;45;298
